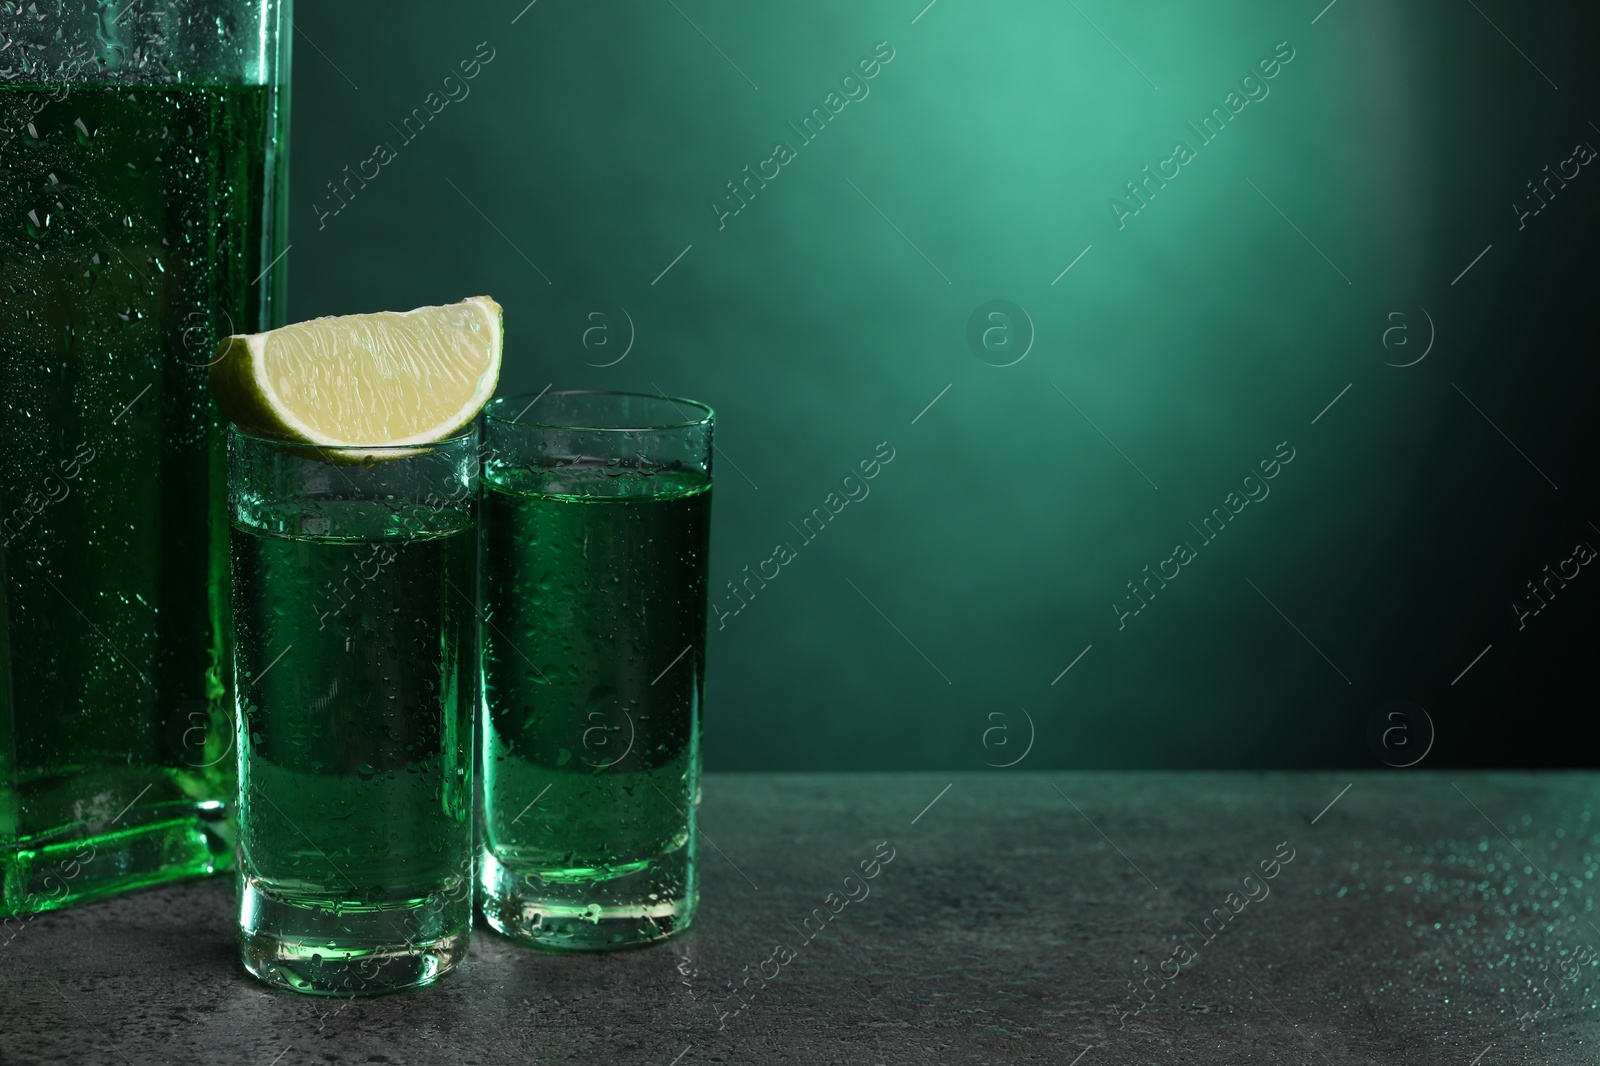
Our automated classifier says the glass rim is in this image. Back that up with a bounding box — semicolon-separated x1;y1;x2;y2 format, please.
225;423;479;453
485;390;714;432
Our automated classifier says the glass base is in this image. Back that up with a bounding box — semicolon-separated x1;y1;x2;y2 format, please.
2;787;232;918
479;844;696;951
238;874;470;996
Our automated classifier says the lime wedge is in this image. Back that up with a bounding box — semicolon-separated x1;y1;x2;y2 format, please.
209;296;502;446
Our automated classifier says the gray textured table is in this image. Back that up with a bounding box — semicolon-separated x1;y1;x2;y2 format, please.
3;772;1598;1065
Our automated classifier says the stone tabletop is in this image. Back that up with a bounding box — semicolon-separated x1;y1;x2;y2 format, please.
3;772;1598;1065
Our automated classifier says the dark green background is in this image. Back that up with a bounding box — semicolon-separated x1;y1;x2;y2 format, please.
286;1;1598;771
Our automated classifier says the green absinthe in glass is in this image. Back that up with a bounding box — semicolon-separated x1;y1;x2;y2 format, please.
480;466;710;949
2;83;282;917
232;499;475;995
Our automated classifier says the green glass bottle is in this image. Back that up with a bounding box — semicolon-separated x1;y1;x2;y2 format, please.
1;1;291;918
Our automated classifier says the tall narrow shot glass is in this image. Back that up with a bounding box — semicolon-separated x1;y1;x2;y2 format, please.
479;392;713;949
229;429;478;994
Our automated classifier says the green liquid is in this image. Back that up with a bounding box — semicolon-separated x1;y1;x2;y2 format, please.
0;84;280;916
479;468;710;944
232;504;476;914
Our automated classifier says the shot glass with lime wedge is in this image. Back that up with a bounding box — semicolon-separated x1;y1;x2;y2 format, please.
215;297;499;995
